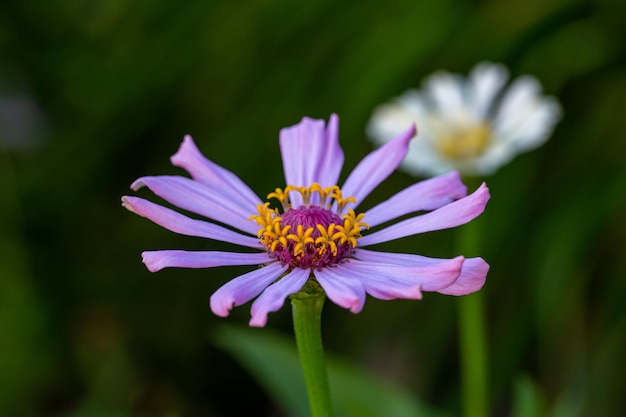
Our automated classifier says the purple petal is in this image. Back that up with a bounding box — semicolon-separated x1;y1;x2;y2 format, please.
360;183;489;246
317;114;344;187
249;267;310;327
354;249;488;295
437;257;489;295
354;248;446;266
142;250;272;272
331;262;423;300
132;176;259;235
364;171;467;228
313;267;366;313
343;257;464;292
280;115;344;189
210;262;288;317
122;196;263;249
170;135;261;208
340;124;416;211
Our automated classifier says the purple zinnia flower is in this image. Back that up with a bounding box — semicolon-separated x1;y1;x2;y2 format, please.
122;115;490;327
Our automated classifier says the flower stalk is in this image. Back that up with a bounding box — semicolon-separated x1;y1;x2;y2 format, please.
291;279;333;417
457;204;488;417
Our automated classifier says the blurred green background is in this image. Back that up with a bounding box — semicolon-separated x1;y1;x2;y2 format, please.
1;0;625;416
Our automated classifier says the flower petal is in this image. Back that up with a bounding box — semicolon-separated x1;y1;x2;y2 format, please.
132;175;259;235
468;62;509;119
424;71;467;120
249;267;310;327
341;123;416;211
364;171;467;228
141;250;272;272
354;249;488;295
279;115;344;206
314;267;366;313
492;75;561;152
437;257;489;296
170;135;261;208
367;96;420;147
317;114;344;187
360;183;490;246
342;257;464;293
496;94;561;151
210;262;288;318
122;196;263;248
330;262;424;301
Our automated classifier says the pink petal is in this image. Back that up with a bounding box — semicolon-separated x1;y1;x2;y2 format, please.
141;250;272;272
437;257;489;296
354;249;488;295
132;175;259;235
170;135;261;208
313;268;366;313
340;124;416;212
121;196;263;249
360;183;489;246
364;171;467;227
249;267;310;327
210;262;288;317
279;115;344;207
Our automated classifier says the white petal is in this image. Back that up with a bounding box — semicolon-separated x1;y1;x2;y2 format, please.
468;62;509;119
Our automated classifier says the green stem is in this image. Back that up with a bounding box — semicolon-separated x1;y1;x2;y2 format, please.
459;292;488;417
457;211;489;417
291;280;333;417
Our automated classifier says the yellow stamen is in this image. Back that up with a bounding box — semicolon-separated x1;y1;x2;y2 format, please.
252;184;368;263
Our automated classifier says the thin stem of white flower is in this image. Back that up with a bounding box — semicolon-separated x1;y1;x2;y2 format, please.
291;280;333;417
457;207;489;417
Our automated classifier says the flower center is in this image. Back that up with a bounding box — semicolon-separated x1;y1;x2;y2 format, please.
249;184;368;269
437;123;491;160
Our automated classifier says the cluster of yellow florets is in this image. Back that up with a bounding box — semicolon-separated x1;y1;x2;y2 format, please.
249;183;368;267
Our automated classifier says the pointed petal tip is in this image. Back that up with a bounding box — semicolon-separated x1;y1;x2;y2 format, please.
396;123;417;143
141;251;162;272
477;182;491;202
448;170;461;180
335;295;365;314
121;196;136;213
348;300;365;314
248;315;268;328
452;255;466;268
209;294;234;318
171;134;198;165
438;257;490;296
130;178;146;191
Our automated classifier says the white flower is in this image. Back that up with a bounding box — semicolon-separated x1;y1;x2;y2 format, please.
367;62;562;176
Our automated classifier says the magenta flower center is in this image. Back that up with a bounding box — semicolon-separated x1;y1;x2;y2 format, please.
250;184;368;269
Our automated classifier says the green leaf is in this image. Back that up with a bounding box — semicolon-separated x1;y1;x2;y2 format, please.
511;375;548;417
213;324;450;417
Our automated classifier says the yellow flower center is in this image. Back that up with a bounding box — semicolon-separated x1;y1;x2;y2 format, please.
437;123;491;160
249;183;368;268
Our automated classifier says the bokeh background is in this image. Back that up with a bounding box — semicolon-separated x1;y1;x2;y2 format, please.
1;0;625;416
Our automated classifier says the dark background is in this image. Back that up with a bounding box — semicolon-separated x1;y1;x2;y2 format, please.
1;0;625;416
